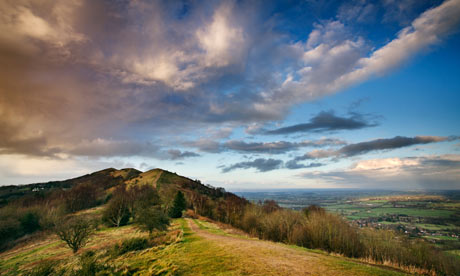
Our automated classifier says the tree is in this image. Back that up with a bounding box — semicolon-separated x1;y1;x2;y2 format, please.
55;217;94;253
135;207;169;234
64;183;100;213
168;191;186;218
103;195;130;227
102;184;130;227
129;185;161;218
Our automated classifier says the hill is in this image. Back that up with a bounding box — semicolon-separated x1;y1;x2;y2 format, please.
0;213;407;275
0;168;459;275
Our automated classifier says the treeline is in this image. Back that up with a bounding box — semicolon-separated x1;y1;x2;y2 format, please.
188;196;460;276
0;176;189;251
0;181;107;250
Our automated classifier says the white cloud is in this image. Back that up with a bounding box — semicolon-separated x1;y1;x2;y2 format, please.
0;0;86;51
300;155;460;189
197;1;246;67
256;0;460;116
333;0;460;89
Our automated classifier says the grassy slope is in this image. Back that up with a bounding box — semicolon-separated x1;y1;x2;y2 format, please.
1;213;408;276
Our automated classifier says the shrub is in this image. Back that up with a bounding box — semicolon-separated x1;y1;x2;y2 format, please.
304;211;363;258
0;217;21;249
111;237;149;256
20;211;41;234
24;260;64;276
135;207;170;234
241;206;263;236
72;250;106;276
360;228;460;275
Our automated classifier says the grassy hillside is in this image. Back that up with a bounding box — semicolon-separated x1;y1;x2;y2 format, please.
0;209;408;276
1;168;458;275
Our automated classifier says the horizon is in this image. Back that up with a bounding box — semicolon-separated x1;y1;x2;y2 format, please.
1;0;460;190
4;166;460;192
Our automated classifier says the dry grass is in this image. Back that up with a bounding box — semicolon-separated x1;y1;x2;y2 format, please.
125;169;163;188
1;217;409;276
187;218;407;276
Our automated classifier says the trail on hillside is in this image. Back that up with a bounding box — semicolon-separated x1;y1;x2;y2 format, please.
186;219;405;276
152;170;163;187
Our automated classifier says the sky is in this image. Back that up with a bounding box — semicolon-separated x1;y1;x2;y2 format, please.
1;0;460;190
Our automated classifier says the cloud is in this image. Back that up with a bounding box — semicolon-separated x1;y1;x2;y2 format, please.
265;111;377;135
221;157;325;172
251;0;460;118
186;138;346;154
337;1;377;23
285;160;323;170
68;139;159;158
299;155;460;189
68;139;200;160
196;1;247;67
0;0;459;165
296;135;457;161
223;138;345;154
333;0;460;89
166;149;200;160
221;158;283;173
184;139;222;153
338;136;454;157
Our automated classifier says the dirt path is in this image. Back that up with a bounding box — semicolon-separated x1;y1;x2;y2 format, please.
186;219;405;276
152;170;163;186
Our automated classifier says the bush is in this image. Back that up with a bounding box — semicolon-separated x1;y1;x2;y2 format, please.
135;207;170;234
111;237;149;256
304;211;363;258
24;260;64;276
20;211;41;234
72;251;106;276
241;206;263;236
0;217;21;249
360;228;460;275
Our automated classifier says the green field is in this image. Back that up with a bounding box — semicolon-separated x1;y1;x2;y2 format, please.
346;207;454;219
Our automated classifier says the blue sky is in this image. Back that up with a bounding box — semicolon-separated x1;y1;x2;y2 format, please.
0;0;459;190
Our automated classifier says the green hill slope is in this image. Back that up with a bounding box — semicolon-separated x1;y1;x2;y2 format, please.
0;212;407;276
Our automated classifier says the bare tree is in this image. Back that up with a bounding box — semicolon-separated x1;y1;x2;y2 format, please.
55;217;94;253
102;184;130;227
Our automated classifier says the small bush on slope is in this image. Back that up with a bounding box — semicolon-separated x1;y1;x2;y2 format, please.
110;237;150;257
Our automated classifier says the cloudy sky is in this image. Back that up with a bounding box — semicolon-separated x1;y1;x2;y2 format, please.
1;0;460;190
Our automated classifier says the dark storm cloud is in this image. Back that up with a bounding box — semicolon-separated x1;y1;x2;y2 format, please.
221;158;283;173
295;135;458;161
265;111;377;135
